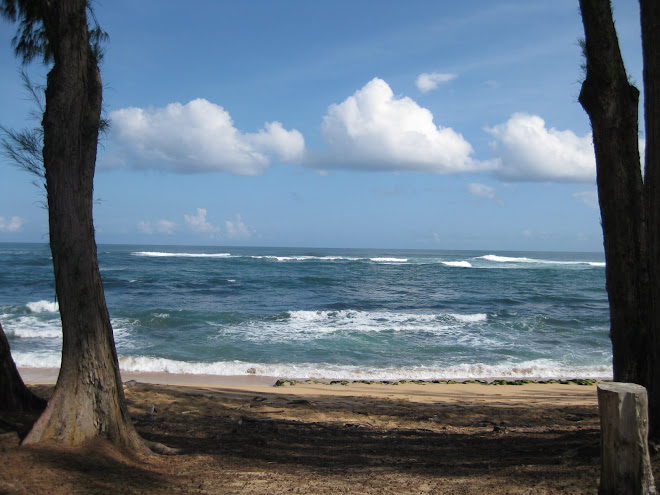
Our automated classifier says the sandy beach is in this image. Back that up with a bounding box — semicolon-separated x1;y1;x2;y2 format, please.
2;370;659;494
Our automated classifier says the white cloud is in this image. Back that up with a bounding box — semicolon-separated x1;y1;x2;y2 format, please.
318;78;490;173
108;98;305;175
468;183;503;205
486;113;596;183
184;208;220;233
415;72;457;93
0;216;25;232
138;219;177;235
246;121;305;163
573;191;599;209
225;214;251;240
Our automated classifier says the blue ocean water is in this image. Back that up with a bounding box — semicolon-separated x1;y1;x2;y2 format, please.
0;243;612;380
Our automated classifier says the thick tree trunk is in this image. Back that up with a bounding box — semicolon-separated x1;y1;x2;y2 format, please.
578;0;648;383
579;0;660;442
21;0;145;451
640;0;660;442
0;321;46;412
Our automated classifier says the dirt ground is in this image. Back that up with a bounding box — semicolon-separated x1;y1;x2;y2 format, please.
1;382;659;494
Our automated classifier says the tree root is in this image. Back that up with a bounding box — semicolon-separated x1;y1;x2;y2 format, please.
144;439;181;455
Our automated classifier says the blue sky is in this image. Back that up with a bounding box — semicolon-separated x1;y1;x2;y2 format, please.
0;0;644;251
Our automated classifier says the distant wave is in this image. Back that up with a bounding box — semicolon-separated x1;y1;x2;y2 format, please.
129;251;603;267
441;261;472;268
251;255;410;264
132;251;231;258
478;254;604;267
253;255;321;262
252;255;362;262
26;300;59;313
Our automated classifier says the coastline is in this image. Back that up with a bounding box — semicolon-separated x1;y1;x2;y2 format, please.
18;366;602;407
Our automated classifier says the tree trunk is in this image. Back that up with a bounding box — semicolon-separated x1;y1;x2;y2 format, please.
21;0;146;451
0;321;46;412
640;0;660;442
579;0;660;441
578;0;648;383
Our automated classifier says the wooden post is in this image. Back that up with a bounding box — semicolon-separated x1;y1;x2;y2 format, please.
598;382;656;495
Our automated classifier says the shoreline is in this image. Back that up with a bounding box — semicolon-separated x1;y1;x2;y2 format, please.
19;367;603;407
18;366;609;387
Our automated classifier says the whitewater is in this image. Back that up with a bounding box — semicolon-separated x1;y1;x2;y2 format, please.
0;243;612;380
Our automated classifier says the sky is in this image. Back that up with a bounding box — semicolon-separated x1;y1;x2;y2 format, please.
0;0;645;251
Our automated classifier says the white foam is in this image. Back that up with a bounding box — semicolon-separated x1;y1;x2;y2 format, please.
119;356;252;375
5;316;62;339
12;351;61;368
449;313;488;323
116;356;612;381
224;309;490;342
132;251;231;258
317;256;361;262
479;254;531;263
370;257;408;263
478;254;604;267
442;261;472;268
4;315;131;342
26;300;59;313
252;255;314;262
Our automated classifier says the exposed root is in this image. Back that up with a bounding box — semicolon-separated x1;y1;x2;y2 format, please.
144;439;181;455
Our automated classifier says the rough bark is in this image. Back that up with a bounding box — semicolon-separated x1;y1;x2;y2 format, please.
578;0;660;441
0;321;46;412
578;0;647;383
20;0;146;451
640;0;660;443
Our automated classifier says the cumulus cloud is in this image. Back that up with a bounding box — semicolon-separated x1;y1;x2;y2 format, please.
225;214;251;240
486;113;596;183
468;183;503;205
138;209;253;239
138;219;177;235
415;72;457;93
0;216;25;232
108;98;305;175
184;208;220;233
318;78;489;173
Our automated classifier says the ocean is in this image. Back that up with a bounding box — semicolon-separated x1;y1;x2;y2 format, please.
0;242;612;381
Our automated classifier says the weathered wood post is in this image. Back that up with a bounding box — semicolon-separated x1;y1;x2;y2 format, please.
597;382;656;495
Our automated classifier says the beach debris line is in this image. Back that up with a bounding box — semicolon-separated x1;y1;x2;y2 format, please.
273;378;600;387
